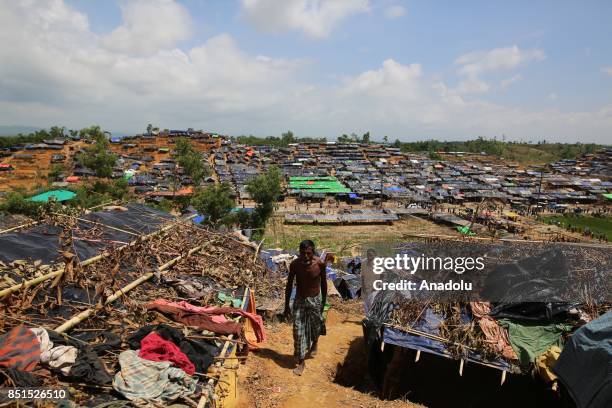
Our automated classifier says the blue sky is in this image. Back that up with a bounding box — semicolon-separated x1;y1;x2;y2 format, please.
1;0;611;142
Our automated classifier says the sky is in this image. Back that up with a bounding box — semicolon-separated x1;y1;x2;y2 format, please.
0;0;611;142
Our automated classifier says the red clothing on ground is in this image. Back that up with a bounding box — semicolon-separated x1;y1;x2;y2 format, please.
138;332;195;375
0;326;40;371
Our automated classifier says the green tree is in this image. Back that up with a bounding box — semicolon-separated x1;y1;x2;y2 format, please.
246;166;282;229
281;130;295;145
79;125;104;141
49;126;66;139
146;123;153;134
337;134;351;143
383;135;389;143
0;192;42;217
77;133;117;178
191;183;235;226
174;137;209;186
362;131;370;144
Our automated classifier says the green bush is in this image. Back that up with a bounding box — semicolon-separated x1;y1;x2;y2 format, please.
0;192;42;217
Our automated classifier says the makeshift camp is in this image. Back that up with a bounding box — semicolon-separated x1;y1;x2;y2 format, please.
362;239;610;407
0;204;282;406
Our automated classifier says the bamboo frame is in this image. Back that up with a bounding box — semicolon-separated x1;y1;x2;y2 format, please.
382;323;514;372
0;214;196;299
54;239;210;333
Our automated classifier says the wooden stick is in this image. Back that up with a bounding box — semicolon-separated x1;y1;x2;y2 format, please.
0;221;38;235
252;239;264;263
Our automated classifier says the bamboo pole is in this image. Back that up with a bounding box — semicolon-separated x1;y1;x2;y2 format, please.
0;268;64;298
54;239;210;333
0;214;196;299
201;287;250;408
0;221;39;235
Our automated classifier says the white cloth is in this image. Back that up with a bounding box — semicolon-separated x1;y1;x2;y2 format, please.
29;327;78;375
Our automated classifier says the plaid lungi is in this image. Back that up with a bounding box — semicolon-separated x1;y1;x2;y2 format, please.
292;295;323;360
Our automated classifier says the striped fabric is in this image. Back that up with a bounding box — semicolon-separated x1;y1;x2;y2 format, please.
292;296;323;360
113;350;197;402
0;325;41;371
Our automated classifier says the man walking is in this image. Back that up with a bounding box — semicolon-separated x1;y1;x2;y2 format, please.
284;240;327;375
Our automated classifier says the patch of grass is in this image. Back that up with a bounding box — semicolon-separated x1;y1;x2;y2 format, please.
540;215;612;240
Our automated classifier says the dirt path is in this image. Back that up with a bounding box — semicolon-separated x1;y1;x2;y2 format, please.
238;301;419;408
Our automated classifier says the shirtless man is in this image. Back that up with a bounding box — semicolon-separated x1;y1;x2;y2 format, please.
284;240;328;375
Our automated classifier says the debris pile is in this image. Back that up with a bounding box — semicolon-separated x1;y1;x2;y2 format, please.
0;204;279;406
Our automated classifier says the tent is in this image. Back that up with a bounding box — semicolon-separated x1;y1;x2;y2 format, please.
553;311;612;408
29;189;76;203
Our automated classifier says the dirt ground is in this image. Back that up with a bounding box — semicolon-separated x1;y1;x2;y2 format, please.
237;300;421;408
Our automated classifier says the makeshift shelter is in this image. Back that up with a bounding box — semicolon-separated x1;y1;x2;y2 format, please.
362;239;610;406
29;189;76;203
288;176;351;194
553;311;612;408
0;204;279;406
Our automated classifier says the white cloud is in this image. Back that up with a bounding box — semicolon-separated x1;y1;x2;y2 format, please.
455;45;545;77
239;0;370;38
500;74;522;90
341;59;422;97
454;46;544;94
0;1;306;131
602;67;612;76
0;1;610;143
457;77;491;94
548;92;558;100
384;5;406;19
101;0;193;56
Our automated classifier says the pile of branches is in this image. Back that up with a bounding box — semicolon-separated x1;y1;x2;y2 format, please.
389;300;501;361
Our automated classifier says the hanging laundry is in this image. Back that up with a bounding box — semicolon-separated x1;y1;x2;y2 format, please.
470;302;518;360
139;332;195;375
0;326;40;371
498;319;573;367
113;350;197;403
128;324;220;373
535;345;561;384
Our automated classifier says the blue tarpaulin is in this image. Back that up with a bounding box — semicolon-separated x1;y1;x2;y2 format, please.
382;308;511;371
193;215;206;224
553;311;612;408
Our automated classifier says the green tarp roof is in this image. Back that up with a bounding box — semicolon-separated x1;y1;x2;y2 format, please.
29;190;76;203
288;176;351;194
603;193;612;200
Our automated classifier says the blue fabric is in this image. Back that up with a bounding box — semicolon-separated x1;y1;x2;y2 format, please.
553;311;612;408
382;308;511;371
192;215;206;224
